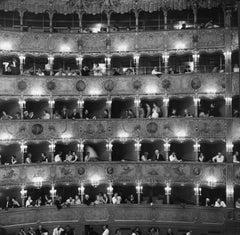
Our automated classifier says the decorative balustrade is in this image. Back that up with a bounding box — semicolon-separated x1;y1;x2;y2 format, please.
0;73;234;97
0;28;233;54
0;162;231;187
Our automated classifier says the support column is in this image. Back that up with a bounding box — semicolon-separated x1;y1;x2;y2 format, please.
77;12;84;33
105;55;111;76
193;52;200;73
163;9;168;30
106;11;112;33
134;139;141;161
19;10;25;32
134;95;141;118
226;142;233;163
77;140;84;161
162;52;169;74
136;182;142;204
134;53;140;75
48;55;54;76
226;164;234;208
194;183;201;206
192;2;198;29
225;96;232;117
163;140;170;161
134;10;140;32
163;95;169;117
18;96;26;120
106;96;112;118
193;140;200;161
48;11;55;33
20;141;27;164
19;54;25;75
78;184;85;203
20;186;27;207
193;95;200;117
107;183;113;203
48;96;55;119
164;182;171;204
48;140;55;162
106;139;113;161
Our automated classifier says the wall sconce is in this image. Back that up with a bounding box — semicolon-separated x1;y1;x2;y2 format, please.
48;56;54;64
226;185;234;198
193;96;200;106
33;174;43;189
90;175;100;188
207;176;217;188
0;41;12;51
226;142;233;153
49;140;55;153
176;130;187;139
225;96;232;106
105;57;111;65
162;52;169;61
118;131;128;143
20;186;27;199
19;54;26;64
77;141;84;152
136;182;143;194
78;184;85;195
107;183;114;196
134;139;141;151
77;97;84;109
50;184;56;199
60;44;71;52
20;142;27;153
193;53;200;61
48;97;55;108
133;54;140;64
106;140;113;151
106;96;112;107
194;183;202;196
193;141;200;152
224;51;232;58
164;183;172;196
163;141;170;152
18;97;26;108
163;96;169;106
76;56;83;66
134;95;141;107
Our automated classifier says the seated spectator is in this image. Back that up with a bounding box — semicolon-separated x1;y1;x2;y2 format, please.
103;194;109;204
61;106;69;119
233;64;239;73
212;152;225;163
233;109;240;117
212;66;219;73
93;63;103;76
126;194;136;204
11;197;20;208
25;153;32;164
113;68;121;76
93;193;105;205
11;155;17;164
1;111;12;120
27;227;35;235
209;103;218;117
74;195;81;205
65;66;73;76
36;68;45;76
81;66;90;76
205;198;211;207
35;224;48;235
141;152;149;161
53;225;64;235
128;109;135;118
83;194;91;205
83;109;91;120
25;196;33;207
103;109;109;119
71;151;78;162
55;68;66;76
236;198;240;208
184;65;192;73
168;67;175;74
65;197;75;207
41;110;51;119
84;151;98;162
152;103;162;118
152;149;164;161
170;109;177;117
55;195;63;209
62;225;74;235
169;152;182;162
233;151;240;163
29;112;35;119
44;195;52;206
112;193;122;204
41;152;48;163
65;151;73;162
146;104;152;118
205;20;213;28
166;228;174;235
55;152;62;163
53;110;62;119
214;198;226;207
198;153;205;162
35;197;42;207
183;109;193;117
17;228;27;235
151;67;162;76
70;108;80;120
13;112;21;120
23;110;30;119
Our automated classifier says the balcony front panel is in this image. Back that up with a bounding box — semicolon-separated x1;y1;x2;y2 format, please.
0;162;227;187
0;73;228;97
0;119;228;141
0;28;233;53
0;205;230;226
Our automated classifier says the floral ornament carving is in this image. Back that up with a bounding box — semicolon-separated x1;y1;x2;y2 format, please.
161;79;171;90
76;80;86;92
77;167;85;175
132;79;142;91
104;79;114;92
146;122;158;134
32;124;44;135
17;80;27;91
191;76;201;91
46;81;56;91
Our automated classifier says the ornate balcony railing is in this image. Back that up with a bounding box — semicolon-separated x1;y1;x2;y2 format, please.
0;162;232;187
0;28;234;54
0;73;236;97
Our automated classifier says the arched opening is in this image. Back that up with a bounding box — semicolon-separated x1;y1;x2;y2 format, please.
112;140;136;161
0;99;20;119
25;98;49;119
201;186;226;207
23;12;49;31
111;97;135;118
84;140;107;161
139;54;163;75
111;55;135;75
26;141;50;163
168;54;193;73
139;11;164;31
54;98;78;119
24;54;48;76
169;97;194;117
53;56;78;76
0;143;21;164
83;98;107;119
140;139;164;161
0;10;20;29
110;12;135;31
170;140;194;162
54;141;79;162
82;13;107;33
171;184;195;205
52;13;78;32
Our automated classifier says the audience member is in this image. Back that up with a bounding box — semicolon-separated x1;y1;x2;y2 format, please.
212;152;225;163
214;198;226;208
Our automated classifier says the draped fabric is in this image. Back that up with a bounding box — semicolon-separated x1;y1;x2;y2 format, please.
0;0;226;14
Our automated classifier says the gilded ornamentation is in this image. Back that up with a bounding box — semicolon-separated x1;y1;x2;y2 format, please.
31;124;44;135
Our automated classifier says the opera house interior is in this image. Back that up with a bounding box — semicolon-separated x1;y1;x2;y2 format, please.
0;0;240;234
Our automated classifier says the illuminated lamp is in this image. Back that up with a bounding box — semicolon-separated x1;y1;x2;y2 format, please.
61;133;72;140
60;44;71;52
206;88;216;94
0;133;12;141
118;131;129;143
78;184;85;195
106;96;112;106
20;142;27;153
89;88;101;96
48;56;54;64
90;175;100;188
163;96;169;106
164;183;172;196
76;56;83;65
225;96;232;106
145;84;158;94
175;42;185;50
226;143;233;153
193;142;200;152
118;44;127;52
20;187;27;199
163;141;170;152
50;184;56;199
136;182;143;194
134;139;141;151
77;141;84;152
107;183;114;195
134;95;141;107
194;183;202;196
193;97;200;106
77;97;84;108
226;185;234;198
33;175;43;189
176;130;187;139
30;87;44;96
207;176;217;188
49;140;55;153
48;97;55;108
106;140;113;151
18;97;26;108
